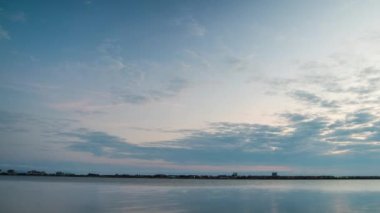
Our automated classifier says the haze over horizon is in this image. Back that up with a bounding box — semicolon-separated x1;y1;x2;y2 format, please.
2;0;380;175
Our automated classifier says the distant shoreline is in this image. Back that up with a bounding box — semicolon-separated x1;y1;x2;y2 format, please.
2;171;380;180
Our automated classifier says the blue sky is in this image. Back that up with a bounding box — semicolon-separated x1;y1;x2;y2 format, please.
2;0;380;175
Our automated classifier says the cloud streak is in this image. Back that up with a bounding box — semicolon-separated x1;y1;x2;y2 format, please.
291;90;338;108
174;16;206;37
62;128;292;172
0;25;10;40
113;77;189;105
61;108;380;172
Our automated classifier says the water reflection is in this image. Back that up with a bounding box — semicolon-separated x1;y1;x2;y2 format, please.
1;176;380;212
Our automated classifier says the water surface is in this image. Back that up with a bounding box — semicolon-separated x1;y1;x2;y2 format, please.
1;176;380;212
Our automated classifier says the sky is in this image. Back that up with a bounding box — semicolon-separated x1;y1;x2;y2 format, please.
2;0;380;175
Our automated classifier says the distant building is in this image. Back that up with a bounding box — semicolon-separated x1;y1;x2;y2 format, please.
232;172;238;177
27;170;46;176
153;174;168;178
272;172;278;177
7;169;16;175
56;171;65;176
87;173;100;177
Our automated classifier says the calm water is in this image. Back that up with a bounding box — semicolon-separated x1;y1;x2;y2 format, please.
1;176;380;212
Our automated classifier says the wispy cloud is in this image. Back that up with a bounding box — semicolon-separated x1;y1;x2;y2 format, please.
84;1;92;5
0;25;10;40
113;77;189;105
0;110;75;134
50;100;108;115
258;59;380;155
0;8;26;22
8;11;26;22
60;111;379;170
0;110;29;132
291;90;338;108
62;128;293;172
174;16;206;37
0;9;26;40
324;149;351;155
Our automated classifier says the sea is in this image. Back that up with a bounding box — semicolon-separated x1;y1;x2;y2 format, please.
1;176;380;212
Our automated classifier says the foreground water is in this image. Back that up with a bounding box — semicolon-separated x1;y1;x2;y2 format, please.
1;176;380;212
